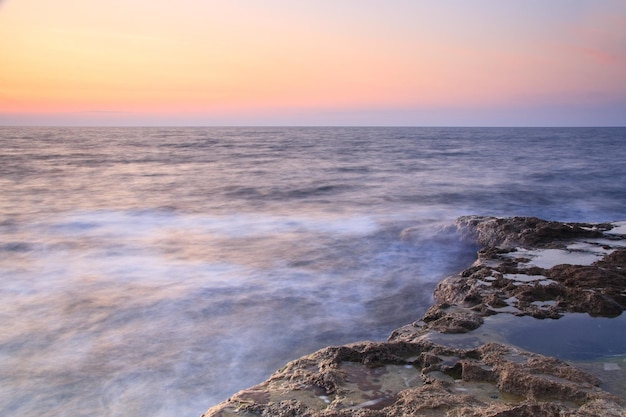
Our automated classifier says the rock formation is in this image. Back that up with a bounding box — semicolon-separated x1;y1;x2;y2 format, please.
203;217;626;417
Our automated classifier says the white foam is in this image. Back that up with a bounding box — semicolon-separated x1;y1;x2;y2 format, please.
54;210;380;240
603;362;621;371
353;398;387;409
590;238;626;248
566;241;613;253
509;248;606;269
501;274;556;287
606;221;626;236
503;274;547;283
531;300;557;308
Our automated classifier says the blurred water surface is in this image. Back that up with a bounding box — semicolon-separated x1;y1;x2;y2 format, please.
1;127;625;416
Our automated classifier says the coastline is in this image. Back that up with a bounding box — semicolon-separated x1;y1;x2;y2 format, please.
203;216;626;417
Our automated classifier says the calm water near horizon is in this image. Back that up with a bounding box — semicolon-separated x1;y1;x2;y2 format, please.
1;127;625;416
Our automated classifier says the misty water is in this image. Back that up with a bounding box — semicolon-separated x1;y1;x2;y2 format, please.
1;127;625;416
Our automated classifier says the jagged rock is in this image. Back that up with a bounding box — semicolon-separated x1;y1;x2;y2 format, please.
203;340;624;416
431;218;626;320
202;217;626;417
455;216;610;248
421;304;484;333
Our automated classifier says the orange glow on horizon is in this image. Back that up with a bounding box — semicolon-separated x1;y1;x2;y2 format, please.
1;0;625;125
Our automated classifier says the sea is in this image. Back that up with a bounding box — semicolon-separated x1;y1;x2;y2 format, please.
1;126;625;417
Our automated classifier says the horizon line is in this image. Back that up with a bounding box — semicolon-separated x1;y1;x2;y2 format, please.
1;124;626;129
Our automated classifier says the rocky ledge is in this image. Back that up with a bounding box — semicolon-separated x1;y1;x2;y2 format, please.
203;217;626;417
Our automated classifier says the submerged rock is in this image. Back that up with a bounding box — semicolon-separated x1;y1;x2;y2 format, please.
202;217;626;417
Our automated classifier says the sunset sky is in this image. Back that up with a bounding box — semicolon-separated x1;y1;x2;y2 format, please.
1;0;625;126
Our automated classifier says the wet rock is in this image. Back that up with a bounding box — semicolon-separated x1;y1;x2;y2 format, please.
430;218;626;320
203;341;624;417
422;305;484;333
202;217;626;417
456;216;608;248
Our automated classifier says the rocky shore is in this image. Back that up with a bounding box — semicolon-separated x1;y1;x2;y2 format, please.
203;216;626;417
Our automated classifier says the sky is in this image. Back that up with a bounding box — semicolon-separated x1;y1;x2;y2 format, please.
1;0;625;126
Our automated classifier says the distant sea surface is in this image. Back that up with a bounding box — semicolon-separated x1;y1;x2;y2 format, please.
1;127;625;416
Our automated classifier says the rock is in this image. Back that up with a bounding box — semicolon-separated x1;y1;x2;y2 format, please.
455;216;610;248
203;340;624;416
202;217;626;417
430;218;626;320
421;304;484;333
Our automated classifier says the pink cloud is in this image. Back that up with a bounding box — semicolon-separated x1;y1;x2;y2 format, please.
577;46;619;65
569;13;626;65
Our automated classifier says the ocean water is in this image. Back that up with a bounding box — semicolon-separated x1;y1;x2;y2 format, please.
0;126;625;416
